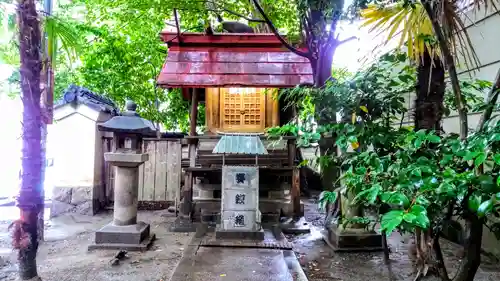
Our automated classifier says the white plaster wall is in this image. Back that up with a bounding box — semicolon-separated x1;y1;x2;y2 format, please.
47;103;100;188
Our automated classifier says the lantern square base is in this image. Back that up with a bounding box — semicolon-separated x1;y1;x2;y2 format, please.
89;221;155;251
88;233;156;251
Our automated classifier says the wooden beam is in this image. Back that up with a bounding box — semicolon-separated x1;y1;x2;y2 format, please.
180;142;197;220
291;168;301;217
287;138;296;167
190;88;199;137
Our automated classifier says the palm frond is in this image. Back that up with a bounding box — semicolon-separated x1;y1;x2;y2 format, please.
42;15;82;65
361;3;435;65
360;0;499;71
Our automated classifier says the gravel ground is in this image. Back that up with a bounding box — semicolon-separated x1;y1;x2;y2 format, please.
0;209;193;281
290;195;500;281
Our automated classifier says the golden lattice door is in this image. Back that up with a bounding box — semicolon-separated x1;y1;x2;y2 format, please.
220;88;266;132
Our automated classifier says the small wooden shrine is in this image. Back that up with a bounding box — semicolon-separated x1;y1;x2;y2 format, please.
157;31;313;231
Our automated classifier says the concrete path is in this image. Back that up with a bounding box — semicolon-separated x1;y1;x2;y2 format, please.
170;238;307;281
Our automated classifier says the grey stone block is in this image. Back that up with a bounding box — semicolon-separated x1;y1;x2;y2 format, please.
50;201;75;218
71;186;92;205
74;200;94;215
215;226;265;240
52;187;72;204
325;225;383;251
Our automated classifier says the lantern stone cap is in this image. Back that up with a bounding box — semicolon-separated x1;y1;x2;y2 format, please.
98;100;156;135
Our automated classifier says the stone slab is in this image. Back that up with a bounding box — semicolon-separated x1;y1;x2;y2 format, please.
280;216;311;234
322;226;384;252
94;221;150;245
201;227;293;250
169;245;307;281
88;233;156;252
170;217;197;232
215;227;265;240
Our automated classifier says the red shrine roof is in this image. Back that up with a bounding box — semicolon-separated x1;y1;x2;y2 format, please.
156;32;314;88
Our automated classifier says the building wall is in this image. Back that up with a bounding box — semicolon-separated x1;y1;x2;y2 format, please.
48;103;112;217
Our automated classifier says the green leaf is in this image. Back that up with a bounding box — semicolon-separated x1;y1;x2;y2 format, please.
436;182;454;194
474;152;486;166
468;194;481;212
479;175;497;192
385;192;410;208
414;138;423;149
440;154;453;166
381;210;404;235
415;212;430;229
420;165;433;174
411;168;422;178
403;213;417;223
415;195;430;207
478;199;493;217
416;129;427;138
464;151;479;161
427;135;441;143
410;204;427;215
490;133;500;142
493;154;500;165
355;184;382;204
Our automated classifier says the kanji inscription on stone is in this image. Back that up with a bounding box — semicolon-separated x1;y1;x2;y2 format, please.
235;194;245;205
234;214;245;227
235;173;246;184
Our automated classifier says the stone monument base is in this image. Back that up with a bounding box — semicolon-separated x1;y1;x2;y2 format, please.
88;221;155;251
170;217;197;232
323;225;383;252
215;226;265;240
280;216;311;234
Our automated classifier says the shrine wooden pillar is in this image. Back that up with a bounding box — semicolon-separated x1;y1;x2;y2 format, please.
173;89;198;232
288;138;301;217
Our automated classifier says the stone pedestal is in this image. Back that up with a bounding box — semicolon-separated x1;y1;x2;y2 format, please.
89;152;156;251
216;166;263;240
323;190;382;251
325;225;383;251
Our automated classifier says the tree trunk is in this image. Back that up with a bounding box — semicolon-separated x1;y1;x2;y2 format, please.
453;216;483;281
415;49;445;132
412;47;447;281
422;1;468;140
15;0;43;279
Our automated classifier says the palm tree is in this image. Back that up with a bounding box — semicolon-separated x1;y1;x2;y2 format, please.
2;1;82;279
13;1;44;280
361;2;447;133
361;1;495;280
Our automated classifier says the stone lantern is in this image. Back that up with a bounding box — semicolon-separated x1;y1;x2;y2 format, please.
88;100;157;251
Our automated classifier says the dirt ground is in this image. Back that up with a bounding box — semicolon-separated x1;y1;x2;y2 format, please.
1;198;499;281
291;196;500;281
0;209;193;281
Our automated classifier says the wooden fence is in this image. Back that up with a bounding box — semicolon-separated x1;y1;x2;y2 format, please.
103;138;183;204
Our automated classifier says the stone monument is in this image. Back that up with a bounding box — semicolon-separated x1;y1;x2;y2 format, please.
88;100;157;251
213;133;267;240
324;147;383;251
